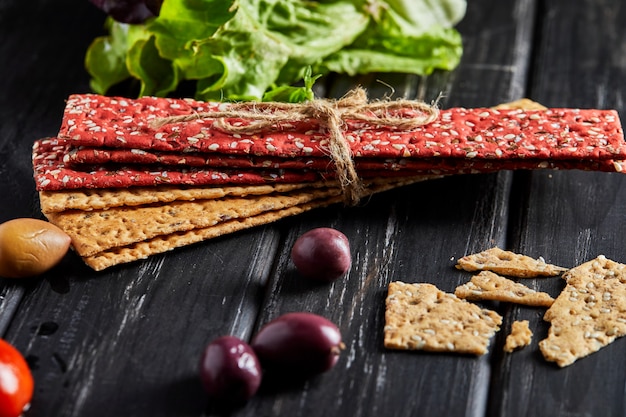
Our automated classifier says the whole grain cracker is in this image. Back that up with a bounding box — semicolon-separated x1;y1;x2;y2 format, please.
539;255;626;367
83;204;320;271
454;271;554;307
75;177;424;270
38;175;438;213
456;247;567;278
39;182;325;213
384;281;502;355
504;320;533;352
46;188;341;257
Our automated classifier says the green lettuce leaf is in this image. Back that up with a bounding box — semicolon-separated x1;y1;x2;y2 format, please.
85;0;467;102
321;0;465;76
85;18;150;94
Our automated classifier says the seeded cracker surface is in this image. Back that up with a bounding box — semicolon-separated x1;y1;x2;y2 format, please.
504;320;533;352
35;138;626;191
539;255;626;367
83;204;319;271
58;94;626;161
38;176;435;213
455;271;555;307
45;188;341;257
66;177;422;270
384;282;502;355
456;247;567;278
64;146;618;173
38;183;320;213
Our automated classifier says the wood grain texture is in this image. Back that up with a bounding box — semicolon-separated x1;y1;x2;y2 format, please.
1;0;625;416
489;1;626;416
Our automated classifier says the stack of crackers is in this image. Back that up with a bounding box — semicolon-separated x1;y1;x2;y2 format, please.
384;248;626;368
32;92;625;270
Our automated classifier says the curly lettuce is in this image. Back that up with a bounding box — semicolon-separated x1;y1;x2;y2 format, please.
85;0;466;102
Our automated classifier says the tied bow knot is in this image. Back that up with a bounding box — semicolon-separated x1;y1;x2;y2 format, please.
151;87;439;205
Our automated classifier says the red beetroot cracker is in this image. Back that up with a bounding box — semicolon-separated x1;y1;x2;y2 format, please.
63;147;323;169
33;138;626;192
63;146;626;174
32;138;324;191
58;94;626;161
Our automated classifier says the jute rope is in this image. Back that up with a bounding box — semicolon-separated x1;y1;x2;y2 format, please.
152;87;439;205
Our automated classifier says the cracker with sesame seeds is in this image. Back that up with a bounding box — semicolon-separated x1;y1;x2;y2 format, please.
504;320;533;352
384;281;502;355
34;137;626;194
539;255;626;367
38;175;436;213
61;146;625;176
456;247;567;278
45;187;343;257
32;138;324;191
48;176;423;270
38;182;321;213
58;94;626;163
82;202;329;271
454;271;555;307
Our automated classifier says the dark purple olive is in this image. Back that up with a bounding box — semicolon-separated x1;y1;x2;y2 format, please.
143;0;163;15
199;336;262;404
291;228;351;282
251;312;344;377
88;0;157;23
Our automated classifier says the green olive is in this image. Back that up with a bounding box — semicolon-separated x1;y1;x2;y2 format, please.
0;218;71;278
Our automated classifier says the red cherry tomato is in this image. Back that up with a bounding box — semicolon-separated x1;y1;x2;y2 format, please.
0;339;33;417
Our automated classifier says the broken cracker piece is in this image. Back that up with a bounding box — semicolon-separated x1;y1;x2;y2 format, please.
504;320;533;352
539;255;626;367
384;281;502;355
455;271;554;307
492;98;548;110
456;247;567;278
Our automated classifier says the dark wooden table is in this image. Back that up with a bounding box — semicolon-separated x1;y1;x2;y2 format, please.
2;1;626;416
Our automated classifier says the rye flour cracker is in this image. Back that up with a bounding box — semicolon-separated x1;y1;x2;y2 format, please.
75;177;424;270
456;247;567;278
539;255;626;367
384;281;502;355
454;271;554;307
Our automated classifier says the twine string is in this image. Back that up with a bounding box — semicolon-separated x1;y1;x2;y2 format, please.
151;87;439;205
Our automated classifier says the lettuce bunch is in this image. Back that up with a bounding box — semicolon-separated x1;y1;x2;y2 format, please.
86;0;466;102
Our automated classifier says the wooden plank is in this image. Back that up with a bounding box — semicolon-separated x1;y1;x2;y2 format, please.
0;0;106;334
5;230;282;416
229;1;538;417
0;1;542;417
488;0;626;416
0;2;285;417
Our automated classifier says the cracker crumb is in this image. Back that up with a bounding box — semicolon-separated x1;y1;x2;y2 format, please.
504;320;533;352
